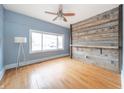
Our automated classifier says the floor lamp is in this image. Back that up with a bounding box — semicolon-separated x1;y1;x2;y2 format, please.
14;37;27;88
14;37;27;69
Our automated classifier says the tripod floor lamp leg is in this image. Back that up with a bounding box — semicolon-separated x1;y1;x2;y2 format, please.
16;43;21;70
22;44;26;62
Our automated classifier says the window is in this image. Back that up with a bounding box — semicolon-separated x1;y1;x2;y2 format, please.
31;32;42;52
30;30;64;53
43;33;57;50
58;35;63;49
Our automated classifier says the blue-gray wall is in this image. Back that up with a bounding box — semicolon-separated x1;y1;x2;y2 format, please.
0;5;4;71
4;9;70;65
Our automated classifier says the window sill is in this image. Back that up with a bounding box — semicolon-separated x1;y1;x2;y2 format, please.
29;49;64;54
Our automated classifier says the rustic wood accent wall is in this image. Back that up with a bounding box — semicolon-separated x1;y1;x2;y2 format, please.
71;7;120;73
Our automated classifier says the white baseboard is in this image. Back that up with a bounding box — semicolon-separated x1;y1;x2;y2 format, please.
5;53;69;70
0;68;5;81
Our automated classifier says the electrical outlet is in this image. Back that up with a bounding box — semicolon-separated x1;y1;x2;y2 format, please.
111;60;114;64
85;55;88;58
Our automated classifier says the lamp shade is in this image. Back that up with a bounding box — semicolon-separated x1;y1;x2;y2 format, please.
14;37;27;43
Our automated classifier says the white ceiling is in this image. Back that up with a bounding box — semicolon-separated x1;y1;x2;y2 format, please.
3;4;119;28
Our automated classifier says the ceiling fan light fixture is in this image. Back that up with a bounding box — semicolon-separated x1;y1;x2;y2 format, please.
45;4;75;22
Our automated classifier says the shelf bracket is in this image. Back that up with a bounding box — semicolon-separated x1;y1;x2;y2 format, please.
100;48;102;54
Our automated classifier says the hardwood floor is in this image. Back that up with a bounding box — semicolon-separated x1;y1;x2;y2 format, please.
0;57;121;89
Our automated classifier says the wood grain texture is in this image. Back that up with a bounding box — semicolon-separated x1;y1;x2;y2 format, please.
72;7;119;47
72;7;118;30
0;57;121;89
71;7;120;72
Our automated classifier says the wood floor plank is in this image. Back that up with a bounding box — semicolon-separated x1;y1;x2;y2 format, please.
0;57;121;89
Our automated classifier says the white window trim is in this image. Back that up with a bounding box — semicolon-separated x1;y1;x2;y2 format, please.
29;29;64;54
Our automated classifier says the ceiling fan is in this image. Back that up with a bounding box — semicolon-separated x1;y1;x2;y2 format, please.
45;4;75;22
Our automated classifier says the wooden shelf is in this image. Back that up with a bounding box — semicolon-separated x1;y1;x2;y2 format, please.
70;44;118;49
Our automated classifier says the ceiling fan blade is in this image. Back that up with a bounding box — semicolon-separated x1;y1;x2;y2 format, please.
63;16;67;22
53;16;59;21
63;13;75;16
45;11;57;15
